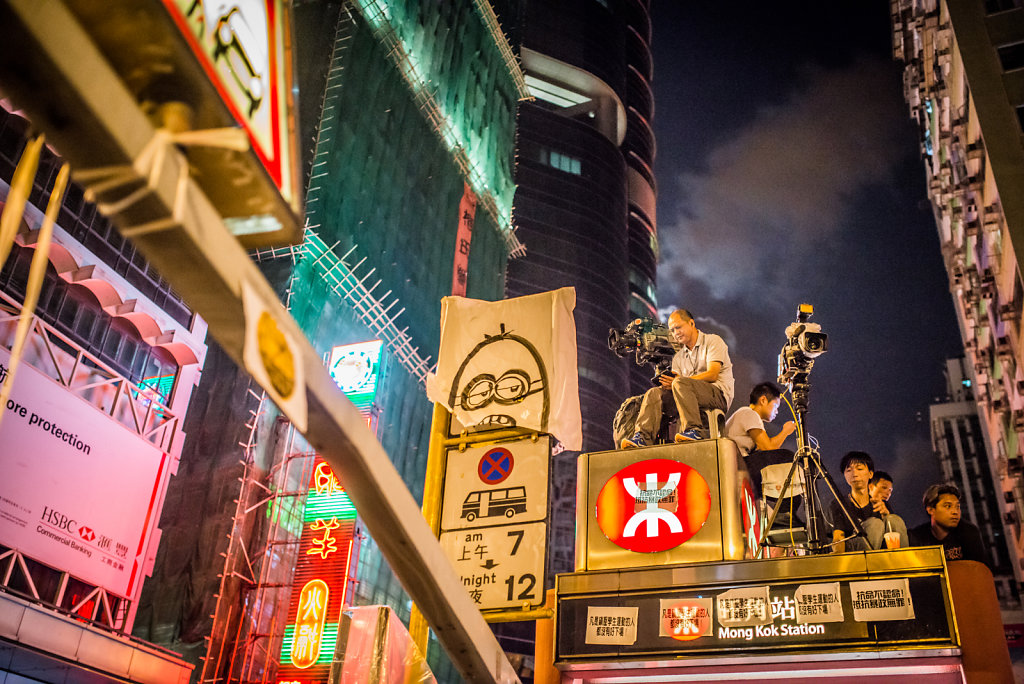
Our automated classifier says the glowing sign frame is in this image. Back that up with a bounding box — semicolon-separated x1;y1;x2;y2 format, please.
327;340;383;414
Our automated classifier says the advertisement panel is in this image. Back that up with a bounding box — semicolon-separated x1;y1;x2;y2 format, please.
0;348;167;599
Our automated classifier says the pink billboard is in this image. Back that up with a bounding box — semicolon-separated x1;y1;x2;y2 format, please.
0;347;167;599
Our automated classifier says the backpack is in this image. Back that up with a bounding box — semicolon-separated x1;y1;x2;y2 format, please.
612;394;644;448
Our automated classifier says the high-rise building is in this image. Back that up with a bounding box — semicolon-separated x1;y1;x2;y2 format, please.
501;0;657;455
930;357;1019;607
0;102;207;683
128;2;526;681
892;0;1024;587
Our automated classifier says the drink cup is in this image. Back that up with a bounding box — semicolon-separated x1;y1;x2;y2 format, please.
883;531;900;549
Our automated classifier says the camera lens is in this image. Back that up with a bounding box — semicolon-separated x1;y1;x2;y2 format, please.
799;332;828;355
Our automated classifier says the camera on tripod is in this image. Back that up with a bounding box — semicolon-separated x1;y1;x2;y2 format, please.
608;318;676;378
777;304;828;386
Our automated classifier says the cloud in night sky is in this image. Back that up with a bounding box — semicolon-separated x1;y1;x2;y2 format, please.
658;57;909;307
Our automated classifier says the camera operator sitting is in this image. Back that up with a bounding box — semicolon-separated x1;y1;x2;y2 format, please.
622;309;734;448
724;382;797;496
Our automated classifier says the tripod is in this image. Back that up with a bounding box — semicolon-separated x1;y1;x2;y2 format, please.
762;377;862;555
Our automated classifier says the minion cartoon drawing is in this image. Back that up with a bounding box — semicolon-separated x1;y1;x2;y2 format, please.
448;324;550;431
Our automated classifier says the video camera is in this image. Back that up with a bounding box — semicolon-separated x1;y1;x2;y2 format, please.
608;318;677;378
778;304;828;387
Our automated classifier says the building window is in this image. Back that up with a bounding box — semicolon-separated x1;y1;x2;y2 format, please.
538;148;582;175
524;74;591;109
0;243;179;403
986;0;1023;13
997;41;1024;71
1015;104;1024;134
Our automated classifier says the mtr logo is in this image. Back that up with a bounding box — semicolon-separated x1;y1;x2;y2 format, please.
596;459;711;553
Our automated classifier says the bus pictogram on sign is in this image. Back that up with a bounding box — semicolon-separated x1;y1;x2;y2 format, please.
595;459;711;553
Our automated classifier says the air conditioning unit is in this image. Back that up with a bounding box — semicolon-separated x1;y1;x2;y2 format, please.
997;336;1013;360
981;268;996;295
999;303;1021;321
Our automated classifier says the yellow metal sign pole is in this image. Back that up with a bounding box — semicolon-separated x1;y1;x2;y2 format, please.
409;402;451;655
410;407;555;652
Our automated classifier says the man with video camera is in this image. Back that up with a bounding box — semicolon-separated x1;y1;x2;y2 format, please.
622;309;734;448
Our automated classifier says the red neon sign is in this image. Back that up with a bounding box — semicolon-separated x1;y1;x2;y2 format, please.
277;458;358;682
290;579;329;669
595;459;711;553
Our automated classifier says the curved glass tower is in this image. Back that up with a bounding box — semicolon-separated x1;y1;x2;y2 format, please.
503;0;658;453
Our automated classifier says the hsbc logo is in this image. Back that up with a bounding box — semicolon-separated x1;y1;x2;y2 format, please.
596;459;712;553
40;505;77;532
78;526;95;542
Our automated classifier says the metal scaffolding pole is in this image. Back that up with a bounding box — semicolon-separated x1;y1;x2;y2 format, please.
0;1;518;681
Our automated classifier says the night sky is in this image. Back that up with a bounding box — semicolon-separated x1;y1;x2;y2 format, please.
650;2;964;526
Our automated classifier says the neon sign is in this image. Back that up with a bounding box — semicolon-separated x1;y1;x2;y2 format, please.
595;459;711;553
277;459;358;681
290;579;329;668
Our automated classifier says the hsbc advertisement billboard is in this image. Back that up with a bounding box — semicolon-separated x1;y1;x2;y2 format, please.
0;348;167;599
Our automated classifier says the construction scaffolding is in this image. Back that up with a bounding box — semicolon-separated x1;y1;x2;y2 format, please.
199;389;337;684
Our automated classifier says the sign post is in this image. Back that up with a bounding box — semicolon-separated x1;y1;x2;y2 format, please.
439;439;549;613
409;407;552;657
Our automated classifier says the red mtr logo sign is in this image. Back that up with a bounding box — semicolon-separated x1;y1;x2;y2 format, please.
596;459;711;553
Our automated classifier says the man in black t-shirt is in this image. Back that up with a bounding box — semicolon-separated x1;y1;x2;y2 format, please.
909;483;988;566
828;452;908;552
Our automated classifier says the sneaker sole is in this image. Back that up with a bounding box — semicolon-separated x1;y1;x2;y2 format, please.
674;433;697;443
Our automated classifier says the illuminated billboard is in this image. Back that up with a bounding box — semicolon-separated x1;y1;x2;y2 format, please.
0;348;166;599
276;459;358;681
327;340;383;415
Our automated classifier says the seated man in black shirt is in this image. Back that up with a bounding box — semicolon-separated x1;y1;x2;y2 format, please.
829;451;909;552
909;483;988;566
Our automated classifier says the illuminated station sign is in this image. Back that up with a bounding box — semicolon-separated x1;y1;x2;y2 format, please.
578;443;760;570
276;460;358;682
557;556;957;661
